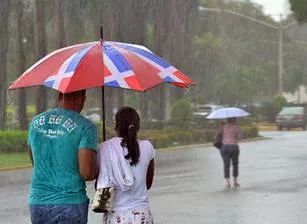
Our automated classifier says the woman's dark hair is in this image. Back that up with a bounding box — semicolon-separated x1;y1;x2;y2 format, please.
227;117;236;124
115;107;140;166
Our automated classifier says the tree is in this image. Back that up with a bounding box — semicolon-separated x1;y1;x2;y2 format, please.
192;0;282;104
170;99;192;128
16;0;28;130
55;0;67;48
34;0;47;114
6;0;306;128
123;0;150;120
213;64;270;105
283;40;307;93
0;0;10;130
289;0;307;23
150;0;176;120
168;0;198;100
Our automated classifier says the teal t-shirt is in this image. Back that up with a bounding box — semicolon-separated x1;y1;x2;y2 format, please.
28;108;97;205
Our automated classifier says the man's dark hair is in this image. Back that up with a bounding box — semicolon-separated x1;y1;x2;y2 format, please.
58;90;86;101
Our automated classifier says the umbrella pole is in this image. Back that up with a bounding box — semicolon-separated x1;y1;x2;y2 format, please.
102;86;106;142
100;24;106;142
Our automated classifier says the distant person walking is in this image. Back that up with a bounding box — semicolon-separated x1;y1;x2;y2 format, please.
95;106;155;224
27;90;97;224
219;117;241;188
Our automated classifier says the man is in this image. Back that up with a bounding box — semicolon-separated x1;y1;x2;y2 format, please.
28;90;97;224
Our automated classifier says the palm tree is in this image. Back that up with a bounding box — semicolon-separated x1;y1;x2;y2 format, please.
0;0;10;129
34;0;48;114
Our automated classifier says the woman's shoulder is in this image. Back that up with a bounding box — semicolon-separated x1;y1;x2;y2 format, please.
138;140;155;157
98;137;121;148
138;139;154;148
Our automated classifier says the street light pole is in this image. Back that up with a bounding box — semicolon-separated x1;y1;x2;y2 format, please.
198;7;296;94
279;14;284;94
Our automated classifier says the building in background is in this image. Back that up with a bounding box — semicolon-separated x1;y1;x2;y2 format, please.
283;86;307;104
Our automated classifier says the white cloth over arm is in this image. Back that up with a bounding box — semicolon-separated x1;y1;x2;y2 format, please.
96;137;134;191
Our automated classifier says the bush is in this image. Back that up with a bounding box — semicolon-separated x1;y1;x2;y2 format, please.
262;95;287;123
138;125;258;149
0;125;258;153
170;99;192;129
0;131;28;153
141;120;165;130
96;123;116;142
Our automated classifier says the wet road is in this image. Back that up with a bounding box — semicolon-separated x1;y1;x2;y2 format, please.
1;131;307;224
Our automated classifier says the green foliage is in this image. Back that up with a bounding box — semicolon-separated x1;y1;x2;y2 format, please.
192;1;288;103
289;0;307;23
170;100;192;128
125;93;141;109
0;131;28;153
0;125;258;155
96;124;117;142
138;125;258;148
5;0;307;130
194;33;223;49
262;96;288;123
6;105;36;114
213;64;271;104
284;41;307;92
142;120;165;130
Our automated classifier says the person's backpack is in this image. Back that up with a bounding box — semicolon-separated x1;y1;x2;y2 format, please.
213;129;223;149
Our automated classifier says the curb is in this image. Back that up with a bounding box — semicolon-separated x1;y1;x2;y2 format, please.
157;136;267;152
0;137;267;172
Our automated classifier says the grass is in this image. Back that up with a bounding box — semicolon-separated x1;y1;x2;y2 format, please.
0;153;31;169
6;105;36;114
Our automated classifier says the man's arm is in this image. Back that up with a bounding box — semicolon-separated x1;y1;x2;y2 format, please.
28;146;34;167
146;159;155;190
78;149;97;181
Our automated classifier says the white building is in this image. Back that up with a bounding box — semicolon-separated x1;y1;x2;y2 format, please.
283;86;307;104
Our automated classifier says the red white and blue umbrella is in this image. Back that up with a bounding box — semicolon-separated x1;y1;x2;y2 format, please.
9;41;194;93
9;37;195;140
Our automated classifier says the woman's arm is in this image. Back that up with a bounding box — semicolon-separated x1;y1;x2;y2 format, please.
146;159;155;190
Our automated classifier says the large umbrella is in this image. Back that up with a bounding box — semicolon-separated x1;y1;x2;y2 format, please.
206;107;250;119
9;27;195;140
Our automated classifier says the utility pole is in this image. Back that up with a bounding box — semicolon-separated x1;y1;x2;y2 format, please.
198;7;296;95
278;13;284;94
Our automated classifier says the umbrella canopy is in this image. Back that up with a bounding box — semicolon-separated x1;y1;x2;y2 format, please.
9;41;194;93
206;107;250;119
8;36;195;141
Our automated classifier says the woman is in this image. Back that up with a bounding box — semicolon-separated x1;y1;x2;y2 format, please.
96;107;155;224
219;117;241;188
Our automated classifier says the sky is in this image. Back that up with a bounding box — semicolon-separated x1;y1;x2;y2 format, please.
252;0;291;20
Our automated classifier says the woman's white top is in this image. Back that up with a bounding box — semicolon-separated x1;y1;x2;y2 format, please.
97;137;155;211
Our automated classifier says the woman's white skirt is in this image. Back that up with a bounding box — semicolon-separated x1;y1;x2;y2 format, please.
102;205;153;224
